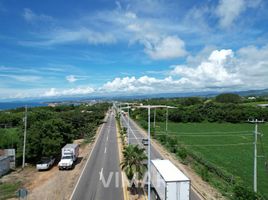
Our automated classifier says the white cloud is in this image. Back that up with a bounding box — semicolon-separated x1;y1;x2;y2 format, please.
101;75;193;94
144;36;187;60
0;74;41;82
44;86;94;97
171;49;241;88
216;0;262;28
0;86;95;100
20;28;116;46
23;8;54;23
101;45;268;94
20;5;187;60
66;75;88;83
66;75;78;83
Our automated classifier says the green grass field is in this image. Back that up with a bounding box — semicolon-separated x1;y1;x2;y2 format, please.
154;122;268;197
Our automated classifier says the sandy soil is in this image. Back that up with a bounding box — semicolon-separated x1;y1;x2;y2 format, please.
1;138;96;200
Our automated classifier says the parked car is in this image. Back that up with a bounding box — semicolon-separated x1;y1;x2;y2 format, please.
36;157;55;171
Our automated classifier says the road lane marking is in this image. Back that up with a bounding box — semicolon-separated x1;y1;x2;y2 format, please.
122;115;141;145
99;168;103;181
107;136;109;141
69;113;108;200
104;147;107;154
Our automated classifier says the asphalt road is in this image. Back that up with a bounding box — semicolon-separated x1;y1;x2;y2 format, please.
71;112;123;200
121;115;201;200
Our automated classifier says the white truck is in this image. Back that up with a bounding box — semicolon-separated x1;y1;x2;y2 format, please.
151;159;190;200
58;144;79;170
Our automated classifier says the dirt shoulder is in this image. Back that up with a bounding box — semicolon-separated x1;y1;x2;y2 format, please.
0;118;106;200
132;118;226;200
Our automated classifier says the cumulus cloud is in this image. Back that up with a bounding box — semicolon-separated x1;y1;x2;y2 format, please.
171;49;241;88
216;0;262;28
144;36;187;60
124;14;187;59
101;45;268;94
44;86;94;97
101;75;193;94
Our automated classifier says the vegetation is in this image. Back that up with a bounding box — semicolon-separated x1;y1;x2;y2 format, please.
215;93;242;103
151;122;268;199
126;94;268;199
0;182;21;200
116;111;147;196
121;145;147;181
0;103;110;164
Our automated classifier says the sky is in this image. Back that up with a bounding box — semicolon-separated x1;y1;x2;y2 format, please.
0;0;268;101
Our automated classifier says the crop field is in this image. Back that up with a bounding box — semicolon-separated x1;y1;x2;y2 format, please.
154;122;268;197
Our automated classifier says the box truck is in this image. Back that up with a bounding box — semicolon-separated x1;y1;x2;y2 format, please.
58;144;79;170
151;159;190;200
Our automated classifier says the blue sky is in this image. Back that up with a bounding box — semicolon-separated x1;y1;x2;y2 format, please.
0;0;268;100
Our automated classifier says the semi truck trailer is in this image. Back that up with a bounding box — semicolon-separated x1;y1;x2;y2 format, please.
151;159;190;200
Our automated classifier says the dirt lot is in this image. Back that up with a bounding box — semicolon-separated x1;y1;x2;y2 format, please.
1;139;95;200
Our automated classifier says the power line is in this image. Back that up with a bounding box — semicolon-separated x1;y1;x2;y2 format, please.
154;133;253;137
155;130;251;134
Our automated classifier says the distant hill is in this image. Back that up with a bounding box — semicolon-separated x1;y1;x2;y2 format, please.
234;88;268;97
1;88;268;107
111;88;268;100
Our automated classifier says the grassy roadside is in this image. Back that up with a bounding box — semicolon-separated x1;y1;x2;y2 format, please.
0;181;21;200
138;120;268;199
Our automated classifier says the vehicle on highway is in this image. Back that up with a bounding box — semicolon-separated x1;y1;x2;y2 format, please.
58;144;79;170
36;157;55;171
151;159;190;200
142;138;149;146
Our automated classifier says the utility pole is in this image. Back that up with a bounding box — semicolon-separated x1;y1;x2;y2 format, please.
22;105;27;169
148;106;151;200
166;107;169;134
248;119;264;193
127;103;130;145
135;105;176;200
153;108;156;129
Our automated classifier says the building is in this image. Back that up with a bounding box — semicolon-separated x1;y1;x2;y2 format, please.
248;96;256;100
257;104;268;108
0;156;10;176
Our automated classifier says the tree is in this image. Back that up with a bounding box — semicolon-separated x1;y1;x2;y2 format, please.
215;93;241;104
121;145;147;192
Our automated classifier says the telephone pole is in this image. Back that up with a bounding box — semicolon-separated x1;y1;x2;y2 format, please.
248;119;264;193
22;105;27;169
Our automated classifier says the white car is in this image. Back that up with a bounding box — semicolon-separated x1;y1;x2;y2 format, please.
36;157;55;171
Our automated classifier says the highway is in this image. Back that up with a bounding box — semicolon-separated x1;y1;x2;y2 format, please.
71;112;123;200
121;114;202;200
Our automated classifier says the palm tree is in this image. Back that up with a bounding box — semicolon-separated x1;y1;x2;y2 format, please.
120;144;147;193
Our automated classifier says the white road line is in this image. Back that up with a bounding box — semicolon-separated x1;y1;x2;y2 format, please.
122;116;141;145
69;114;107;200
99;167;103;181
106;135;109;141
104;147;107;154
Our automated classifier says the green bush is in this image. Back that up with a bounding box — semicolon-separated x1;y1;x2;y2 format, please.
233;184;257;200
176;147;187;160
201;166;209;182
